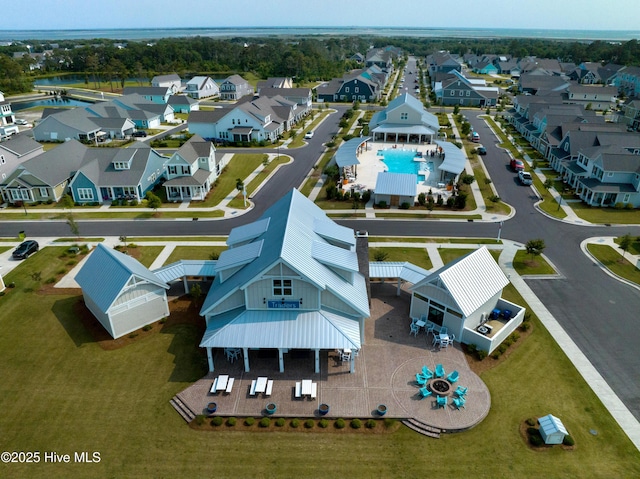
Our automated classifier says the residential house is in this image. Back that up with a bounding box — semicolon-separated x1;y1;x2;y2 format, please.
566;84;618;111
199;188;370;374
122;86;172;104
435;70;499;107
409;247;525;354
616;66;640;98
185;76;220;100
68;142;168;204
316;68;382;103
621;98;640;130
186;109;227;140
473;60;499;75
255;87;312;121
112;93;174;125
168;95;199;114
219;75;253;101
518;73;570;95
369;92;440;144
75;243;170;339
0;139;87;204
0;91;19;137
151;74;182;93
163;134;226;202
425;51;462;77
0;133;43;187
256;77;293;93
365;48;394;71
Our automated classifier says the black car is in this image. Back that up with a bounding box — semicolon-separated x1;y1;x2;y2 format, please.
476;146;487;155
132;130;148;138
12;240;39;260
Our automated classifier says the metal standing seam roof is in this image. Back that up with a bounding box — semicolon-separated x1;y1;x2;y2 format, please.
538;414;568;436
435;140;467;175
311;241;359;273
75;243;168;313
334;136;371;168
313;218;356;247
199;307;361;350
152;260;217;283
200;189;370;319
375;172;417;196
369;261;430;284
411;247;508;318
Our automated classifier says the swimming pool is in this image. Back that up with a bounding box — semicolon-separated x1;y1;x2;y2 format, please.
379;149;434;182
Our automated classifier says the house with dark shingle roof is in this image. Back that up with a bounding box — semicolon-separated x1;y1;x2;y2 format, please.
122;86;172;104
219;75;253;101
151;73;181;93
185;76;219;99
0;133;43;190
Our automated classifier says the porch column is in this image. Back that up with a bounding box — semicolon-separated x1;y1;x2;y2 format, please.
396;278;401;296
183;276;189;294
360;317;365;346
243;348;250;372
206;347;214;372
314;349;320;374
278;349;284;373
350;355;355;374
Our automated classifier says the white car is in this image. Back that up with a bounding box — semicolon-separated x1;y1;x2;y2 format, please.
15;119;27;125
518;170;533;186
304;131;314;139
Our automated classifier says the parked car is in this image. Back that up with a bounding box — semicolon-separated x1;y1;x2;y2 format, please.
476;145;487;155
518;170;533;185
12;240;39;260
510;158;525;171
470;131;480;143
304;131;314;139
132;130;147;138
15;119;28;125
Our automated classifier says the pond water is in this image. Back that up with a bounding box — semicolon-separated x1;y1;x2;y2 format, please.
34;75;147;86
11;97;93;111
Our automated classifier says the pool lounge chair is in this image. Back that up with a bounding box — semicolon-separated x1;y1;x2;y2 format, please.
421;366;433;379
435;364;445;378
419;387;432;399
453;396;466;409
436;395;447;408
446;370;459;383
454;386;468;397
416;373;427;385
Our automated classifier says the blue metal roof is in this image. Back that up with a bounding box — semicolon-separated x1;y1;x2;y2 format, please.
374;172;417;196
152;260;217;283
334;136;371;168
369;261;430;284
200;189;369;319
436;140;467;175
76;243;168;313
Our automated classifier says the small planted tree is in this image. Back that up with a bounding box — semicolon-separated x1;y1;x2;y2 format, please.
618;233;633;260
525;238;546;260
145;191;161;211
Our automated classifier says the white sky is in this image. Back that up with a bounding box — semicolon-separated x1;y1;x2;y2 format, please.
3;0;638;31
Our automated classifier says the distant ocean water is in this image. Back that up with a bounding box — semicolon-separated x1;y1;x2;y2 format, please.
0;27;638;42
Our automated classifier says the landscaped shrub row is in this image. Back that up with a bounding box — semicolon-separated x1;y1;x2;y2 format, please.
197;416;396;431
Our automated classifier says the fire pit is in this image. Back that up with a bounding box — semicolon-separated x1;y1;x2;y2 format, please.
428;378;451;396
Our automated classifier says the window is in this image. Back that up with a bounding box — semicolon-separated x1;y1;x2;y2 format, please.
39;187;48;198
400;112;408;120
273;279;292;296
354;87;359;93
607;172;614;177
623;193;630;203
168;165;177;175
459;91;463;96
450;90;455;96
113;161;130;170
11;189;31;201
466;90;470;96
345;87;349;93
77;188;94;201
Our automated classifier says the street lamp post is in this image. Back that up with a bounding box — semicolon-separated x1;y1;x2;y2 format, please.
497;221;503;242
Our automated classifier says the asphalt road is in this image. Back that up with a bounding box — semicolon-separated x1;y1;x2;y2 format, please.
3;106;640;420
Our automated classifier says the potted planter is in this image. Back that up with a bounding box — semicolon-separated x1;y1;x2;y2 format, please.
319;403;330;416
376;404;387;416
266;402;277;415
206;402;217;414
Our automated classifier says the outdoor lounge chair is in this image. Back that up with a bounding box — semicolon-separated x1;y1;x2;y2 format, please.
454;386;468;397
435;363;445;378
436;395;447;408
446;370;459;383
410;323;419;337
419;387;432;399
439;326;448;334
453;396;466;409
416;373;427;385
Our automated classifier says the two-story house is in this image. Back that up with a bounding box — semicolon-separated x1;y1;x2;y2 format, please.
151;74;182;94
122;86;172;104
566;84;618;111
0;133;43;188
199;188;370;374
185;76;220;100
369;93;440;144
163;134;227;202
435;71;499;107
0;91;19;137
219;75;253;101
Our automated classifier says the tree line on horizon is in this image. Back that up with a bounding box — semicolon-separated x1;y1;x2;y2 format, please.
1;35;640;95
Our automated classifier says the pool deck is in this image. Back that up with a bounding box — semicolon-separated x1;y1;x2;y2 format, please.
346;141;451;197
173;283;491;434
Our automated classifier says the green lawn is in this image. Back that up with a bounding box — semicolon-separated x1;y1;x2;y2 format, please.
192;154;266;208
127;246;164;268
369;246;432;270
227;154;291;209
0;246;638;477
163;246;227;265
571;202;640;224
587;243;640;285
614;235;640;255
125;236;228;243
512;250;556;275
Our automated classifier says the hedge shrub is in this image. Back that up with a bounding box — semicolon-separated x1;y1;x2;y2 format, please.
211;416;223;426
244;417;255;426
335;418;346;429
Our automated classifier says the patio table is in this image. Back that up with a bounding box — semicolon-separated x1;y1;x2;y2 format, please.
301;379;313;396
216;374;229;392
255;376;268;394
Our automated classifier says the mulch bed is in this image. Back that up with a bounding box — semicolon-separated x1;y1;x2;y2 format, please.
518;420;575;452
189;417;402;434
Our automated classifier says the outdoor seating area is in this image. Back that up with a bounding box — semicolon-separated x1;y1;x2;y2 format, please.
173;283;491;432
224;348;242;363
210;374;235;394
413;362;468;412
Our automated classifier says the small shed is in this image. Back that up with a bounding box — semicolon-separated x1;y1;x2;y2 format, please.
374;172;417;207
538;414;568;444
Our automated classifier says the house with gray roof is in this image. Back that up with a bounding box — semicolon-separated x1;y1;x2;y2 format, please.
186;109;227;140
369;93;440;144
0;91;18;136
151;74;181;93
0;139;87;204
0;133;43;189
122;86;172;104
167;94;199;114
163;134;226;202
185;76;219;100
316;67;383;103
76;243;170;339
199;188;370;374
219;75;253;101
410;247;525;354
566;84;618;111
256;77;293;92
614;65;640;98
435;70;499;107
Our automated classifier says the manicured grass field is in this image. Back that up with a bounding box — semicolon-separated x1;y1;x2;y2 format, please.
571;202;640;224
163;246;227;265
369;246;433;270
0;246;638;477
587;243;640;285
512;250;556;275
